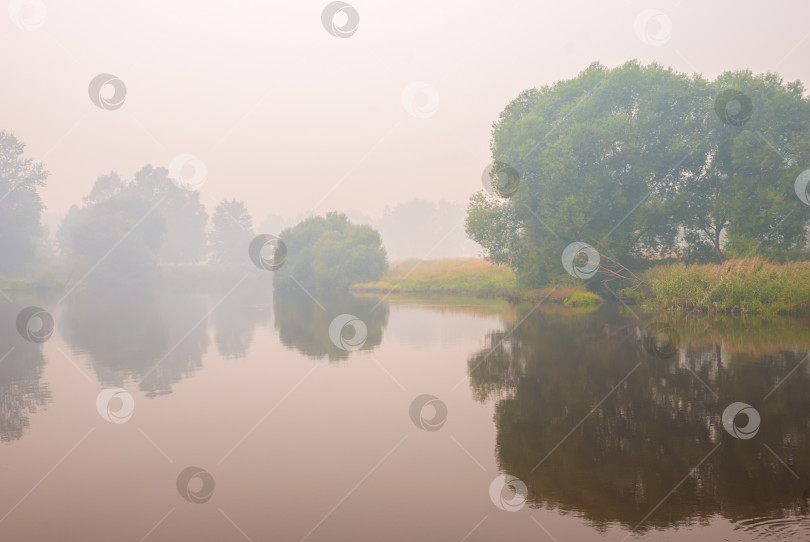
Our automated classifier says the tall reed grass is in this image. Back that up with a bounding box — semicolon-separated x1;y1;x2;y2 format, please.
644;258;810;314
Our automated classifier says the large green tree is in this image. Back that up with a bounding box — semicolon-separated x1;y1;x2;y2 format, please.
0;131;48;275
467;62;810;287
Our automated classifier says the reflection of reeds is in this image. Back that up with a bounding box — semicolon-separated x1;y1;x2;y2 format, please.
373;293;519;319
657;313;810;356
644;257;810;315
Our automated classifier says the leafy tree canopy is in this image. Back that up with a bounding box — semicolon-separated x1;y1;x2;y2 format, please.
467;61;810;288
274;212;388;292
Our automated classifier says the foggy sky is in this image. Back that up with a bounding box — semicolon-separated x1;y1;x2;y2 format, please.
2;0;809;225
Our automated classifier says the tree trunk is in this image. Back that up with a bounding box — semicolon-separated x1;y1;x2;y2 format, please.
713;226;724;263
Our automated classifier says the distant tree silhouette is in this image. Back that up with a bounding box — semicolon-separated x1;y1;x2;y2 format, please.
0;131;48;275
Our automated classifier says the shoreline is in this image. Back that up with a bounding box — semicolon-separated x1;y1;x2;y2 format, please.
5;257;809;316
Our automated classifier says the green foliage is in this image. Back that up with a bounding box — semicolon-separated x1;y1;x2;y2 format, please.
274;212;387;292
467;62;810;290
465;191;522;267
680;70;810;261
0;131;47;275
562;290;602;308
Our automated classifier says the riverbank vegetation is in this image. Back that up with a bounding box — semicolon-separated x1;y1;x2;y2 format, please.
352;258;602;308
465;61;810;314
642;257;810;315
353;258;516;297
3;61;810;316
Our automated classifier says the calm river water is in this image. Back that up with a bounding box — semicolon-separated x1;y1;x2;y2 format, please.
2;282;810;541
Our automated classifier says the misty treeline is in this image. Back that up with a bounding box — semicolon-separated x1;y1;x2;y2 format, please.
0;129;473;287
467;61;810;288
261;201;478;261
0;131;242;279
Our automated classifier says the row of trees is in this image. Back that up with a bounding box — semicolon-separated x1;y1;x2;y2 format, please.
466;61;810;287
261;199;479;261
1;130;392;292
58;174;390;289
57;167;264;281
0;131;386;290
0;130;265;277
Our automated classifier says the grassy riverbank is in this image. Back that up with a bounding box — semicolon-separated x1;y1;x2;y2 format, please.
354;257;810;315
642;258;810;315
352;258;602;308
7;257;807;316
353;258;516;297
